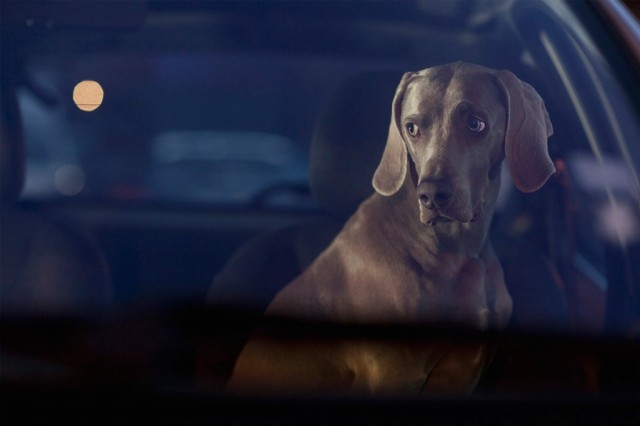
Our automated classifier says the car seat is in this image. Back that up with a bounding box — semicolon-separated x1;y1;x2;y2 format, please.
206;71;401;313
0;82;112;316
199;71;401;385
201;70;569;387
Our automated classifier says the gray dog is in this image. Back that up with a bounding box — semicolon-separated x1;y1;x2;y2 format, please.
228;62;555;395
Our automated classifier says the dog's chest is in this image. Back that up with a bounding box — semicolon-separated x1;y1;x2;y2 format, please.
334;247;494;328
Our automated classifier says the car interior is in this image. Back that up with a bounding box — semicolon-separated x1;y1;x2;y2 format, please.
2;0;639;423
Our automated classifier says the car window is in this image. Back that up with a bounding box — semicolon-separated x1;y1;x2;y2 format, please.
17;48;404;208
2;0;640;416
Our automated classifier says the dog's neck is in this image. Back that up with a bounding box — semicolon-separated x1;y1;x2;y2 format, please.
379;167;501;261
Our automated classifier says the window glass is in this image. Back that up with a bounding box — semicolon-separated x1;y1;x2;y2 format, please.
148;130;307;205
19;51;402;208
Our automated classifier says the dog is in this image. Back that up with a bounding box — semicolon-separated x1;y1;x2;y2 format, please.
227;62;555;395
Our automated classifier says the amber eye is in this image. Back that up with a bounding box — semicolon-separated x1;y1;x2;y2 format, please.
468;117;486;133
405;122;419;137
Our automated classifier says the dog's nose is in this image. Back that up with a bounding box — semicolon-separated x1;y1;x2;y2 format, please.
417;180;453;210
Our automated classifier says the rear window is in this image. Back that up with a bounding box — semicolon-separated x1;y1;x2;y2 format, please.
18;50;401;208
148;130;308;206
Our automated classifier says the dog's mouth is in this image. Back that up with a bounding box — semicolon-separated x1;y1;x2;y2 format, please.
426;215;454;226
420;206;481;227
420;209;454;226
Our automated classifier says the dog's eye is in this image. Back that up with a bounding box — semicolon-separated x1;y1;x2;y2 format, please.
405;122;419;137
468;117;486;133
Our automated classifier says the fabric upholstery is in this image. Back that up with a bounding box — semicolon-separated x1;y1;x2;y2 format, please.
310;71;403;217
1;209;112;314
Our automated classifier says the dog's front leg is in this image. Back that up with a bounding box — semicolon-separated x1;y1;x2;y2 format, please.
227;334;354;394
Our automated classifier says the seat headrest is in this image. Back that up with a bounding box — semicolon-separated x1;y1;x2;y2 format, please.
309;71;403;217
1;84;25;205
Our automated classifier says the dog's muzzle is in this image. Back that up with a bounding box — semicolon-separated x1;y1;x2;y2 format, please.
417;180;454;226
417;180;453;211
417;180;479;226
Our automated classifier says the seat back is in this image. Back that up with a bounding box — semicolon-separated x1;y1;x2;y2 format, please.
0;82;112;316
207;71;402;311
199;72;402;385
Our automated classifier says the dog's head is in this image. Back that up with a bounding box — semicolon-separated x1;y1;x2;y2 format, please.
372;62;554;226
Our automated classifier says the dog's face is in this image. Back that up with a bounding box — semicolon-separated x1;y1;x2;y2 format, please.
400;66;507;225
373;62;555;227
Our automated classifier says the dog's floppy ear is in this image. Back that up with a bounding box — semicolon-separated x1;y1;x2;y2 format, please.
496;70;555;193
372;72;415;196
